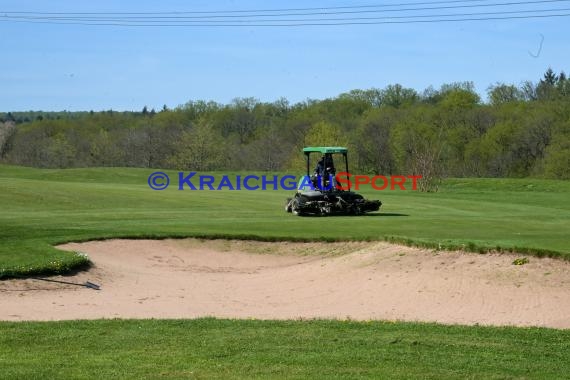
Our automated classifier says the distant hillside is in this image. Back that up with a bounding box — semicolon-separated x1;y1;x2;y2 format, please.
1;69;569;180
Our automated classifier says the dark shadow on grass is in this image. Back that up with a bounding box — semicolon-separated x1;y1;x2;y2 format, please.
361;212;409;217
295;212;409;217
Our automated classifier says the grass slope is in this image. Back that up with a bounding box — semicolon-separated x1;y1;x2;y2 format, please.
1;165;569;278
1;319;568;379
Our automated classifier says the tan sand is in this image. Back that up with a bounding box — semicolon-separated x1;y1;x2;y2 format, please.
1;239;569;328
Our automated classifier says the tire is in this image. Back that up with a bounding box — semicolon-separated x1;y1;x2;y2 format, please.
285;198;293;213
291;198;303;216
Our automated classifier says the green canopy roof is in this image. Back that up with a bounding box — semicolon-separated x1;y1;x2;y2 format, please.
302;146;347;154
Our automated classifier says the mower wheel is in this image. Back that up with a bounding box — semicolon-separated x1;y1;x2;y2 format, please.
285;198;293;213
291;198;303;216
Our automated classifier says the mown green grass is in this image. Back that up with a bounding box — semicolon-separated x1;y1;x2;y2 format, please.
0;319;568;379
1;164;569;278
1;166;569;379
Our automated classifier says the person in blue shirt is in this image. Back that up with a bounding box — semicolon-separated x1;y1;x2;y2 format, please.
313;154;336;190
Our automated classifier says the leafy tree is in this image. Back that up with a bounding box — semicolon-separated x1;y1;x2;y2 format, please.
169;120;227;171
440;88;480;110
520;81;538;101
391;107;446;191
0;122;16;159
557;71;570;97
542;139;570;179
237;124;293;171
89;129;122;166
212;98;258;144
487;83;524;105
48;133;77;168
380;84;419;108
339;89;383;107
286;121;349;170
353;108;396;174
304;121;349;147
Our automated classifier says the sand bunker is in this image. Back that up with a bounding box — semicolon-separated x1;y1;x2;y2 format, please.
1;239;569;328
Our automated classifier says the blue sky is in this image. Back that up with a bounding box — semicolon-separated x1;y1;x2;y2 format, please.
1;0;568;111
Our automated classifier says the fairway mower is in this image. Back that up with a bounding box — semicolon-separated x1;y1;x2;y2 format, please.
285;147;381;216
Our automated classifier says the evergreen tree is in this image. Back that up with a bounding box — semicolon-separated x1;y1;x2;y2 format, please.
542;68;557;86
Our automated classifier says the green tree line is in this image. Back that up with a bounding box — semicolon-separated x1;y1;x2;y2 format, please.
1;69;569;181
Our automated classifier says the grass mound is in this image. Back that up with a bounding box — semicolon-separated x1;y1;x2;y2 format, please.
1;165;569;278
